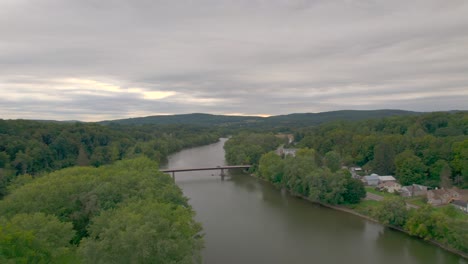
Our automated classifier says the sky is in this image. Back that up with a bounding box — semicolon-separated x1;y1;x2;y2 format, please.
1;0;468;121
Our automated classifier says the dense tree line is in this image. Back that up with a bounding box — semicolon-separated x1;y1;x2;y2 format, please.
372;197;467;254
0;120;220;198
0;158;203;263
224;134;366;205
224;133;284;168
223;118;467;253
295;112;468;188
102;110;417;130
258;149;366;205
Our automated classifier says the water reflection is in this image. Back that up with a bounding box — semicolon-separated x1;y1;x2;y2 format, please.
165;139;466;264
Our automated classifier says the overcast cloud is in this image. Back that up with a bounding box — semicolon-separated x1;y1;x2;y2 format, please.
1;0;467;121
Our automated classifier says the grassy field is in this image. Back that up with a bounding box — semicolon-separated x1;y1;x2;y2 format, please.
405;196;427;207
365;186;399;198
432;205;468;221
346;200;380;216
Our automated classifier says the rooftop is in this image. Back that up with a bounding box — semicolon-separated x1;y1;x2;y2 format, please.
451;200;468;207
379;175;396;181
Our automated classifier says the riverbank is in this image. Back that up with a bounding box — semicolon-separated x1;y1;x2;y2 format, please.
250;173;468;260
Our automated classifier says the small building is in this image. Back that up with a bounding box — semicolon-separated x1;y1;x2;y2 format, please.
378;175;396;183
283;149;297;157
276;146;297;157
451;200;468;213
377;181;402;193
400;184;428;197
363;174;380;186
427;188;461;206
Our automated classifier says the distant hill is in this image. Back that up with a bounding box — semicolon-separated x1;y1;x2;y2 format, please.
100;113;262;126
99;109;421;128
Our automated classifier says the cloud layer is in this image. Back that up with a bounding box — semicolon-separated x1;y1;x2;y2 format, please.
1;0;467;121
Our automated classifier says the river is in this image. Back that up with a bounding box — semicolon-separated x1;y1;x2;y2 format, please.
162;138;466;264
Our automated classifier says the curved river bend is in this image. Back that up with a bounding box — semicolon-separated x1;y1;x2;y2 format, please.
162;139;466;264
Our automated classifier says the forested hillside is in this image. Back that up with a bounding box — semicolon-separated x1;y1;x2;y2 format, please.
1;110;467;260
101;109;419;130
295;111;468;188
224;133;366;205
0;120;220;198
225;112;467;189
0;158;203;263
223;111;468;254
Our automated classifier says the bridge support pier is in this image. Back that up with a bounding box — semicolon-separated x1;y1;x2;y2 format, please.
220;169;226;181
172;172;175;181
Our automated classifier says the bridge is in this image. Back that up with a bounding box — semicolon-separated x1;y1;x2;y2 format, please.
161;165;252;180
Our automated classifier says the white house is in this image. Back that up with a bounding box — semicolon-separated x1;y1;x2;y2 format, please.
363;174;380;186
377;181;402;193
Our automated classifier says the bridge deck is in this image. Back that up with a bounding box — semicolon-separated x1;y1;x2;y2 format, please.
161;165;251;173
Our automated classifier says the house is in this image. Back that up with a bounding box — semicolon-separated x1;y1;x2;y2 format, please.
377;181;402;193
427;188;461;206
363;174;380;186
400;184;428;197
451;200;468;213
378;175;396;183
283;149;297;157
349;167;363;179
275;146;297;157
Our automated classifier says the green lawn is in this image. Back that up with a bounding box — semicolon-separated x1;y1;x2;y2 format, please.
365;186;399;198
433;205;468;221
347;200;380;216
405;196;427;207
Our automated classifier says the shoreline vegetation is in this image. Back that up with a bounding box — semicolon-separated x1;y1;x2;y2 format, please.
1;110;467;262
0;120;221;199
223;114;468;259
0;121;220;263
0;158;204;263
251;173;468;259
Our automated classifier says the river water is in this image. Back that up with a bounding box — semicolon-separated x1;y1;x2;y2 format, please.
162;138;466;264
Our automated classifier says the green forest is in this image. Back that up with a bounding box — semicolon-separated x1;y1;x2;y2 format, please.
294;111;468;188
0;120;220;198
0;121;218;263
0;158;203;263
225;112;468;190
1;110;467;261
224;111;468;254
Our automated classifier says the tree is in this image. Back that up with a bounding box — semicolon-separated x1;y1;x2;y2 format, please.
0;213;77;263
79;201;203;264
372;142;395;175
373;197;408;228
0;152;10;168
258;152;284;183
405;205;449;241
428;160;452;188
324;151;341;172
76;145;90;166
342;177;366;204
439;163;452;188
451;139;468;187
394;150;426;186
0;158;189;244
